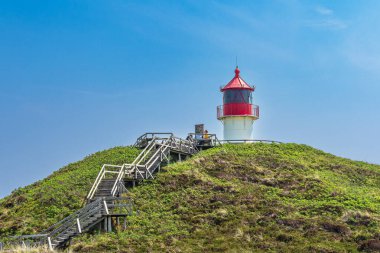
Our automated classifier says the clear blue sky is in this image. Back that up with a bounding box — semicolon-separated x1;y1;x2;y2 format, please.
1;0;380;198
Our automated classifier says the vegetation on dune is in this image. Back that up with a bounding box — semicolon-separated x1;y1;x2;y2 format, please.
71;143;380;253
0;146;139;236
1;143;380;252
1;244;65;253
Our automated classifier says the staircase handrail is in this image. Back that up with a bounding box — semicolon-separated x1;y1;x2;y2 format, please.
134;132;174;147
88;133;199;201
110;138;162;196
48;205;101;239
43;198;103;235
144;138;172;168
134;138;158;165
46;197;132;247
170;136;197;153
1;199;134;249
143;139;173;179
87;164;123;200
133;133;147;147
111;137;170;196
43;198;101;234
110;165;127;196
133;164;146;179
87;165;106;200
131;138;155;164
115;180;129;196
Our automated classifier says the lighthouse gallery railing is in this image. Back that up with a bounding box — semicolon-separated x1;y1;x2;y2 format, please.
217;104;259;119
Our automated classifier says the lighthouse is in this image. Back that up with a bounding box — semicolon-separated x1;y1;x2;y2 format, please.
217;67;259;140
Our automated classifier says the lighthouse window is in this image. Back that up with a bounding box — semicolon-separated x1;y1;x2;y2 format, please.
224;90;252;104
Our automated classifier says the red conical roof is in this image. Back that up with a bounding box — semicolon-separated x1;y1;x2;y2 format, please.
221;67;255;91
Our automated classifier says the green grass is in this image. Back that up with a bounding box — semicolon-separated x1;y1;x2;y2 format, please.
1;143;380;252
0;146;139;236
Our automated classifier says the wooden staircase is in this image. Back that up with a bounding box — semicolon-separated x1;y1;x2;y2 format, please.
93;178;118;198
1;133;200;251
3;197;133;250
87;133;198;202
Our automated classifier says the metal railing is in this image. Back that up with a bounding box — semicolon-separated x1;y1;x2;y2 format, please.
217;104;259;119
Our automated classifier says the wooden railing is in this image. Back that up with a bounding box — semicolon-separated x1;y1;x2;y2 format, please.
187;133;221;147
88;133;198;202
87;164;123;200
134;133;173;147
1;197;133;250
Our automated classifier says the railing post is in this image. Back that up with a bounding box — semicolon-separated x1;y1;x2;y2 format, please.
107;217;112;232
103;200;109;214
76;218;82;233
103;217;107;232
47;237;53;251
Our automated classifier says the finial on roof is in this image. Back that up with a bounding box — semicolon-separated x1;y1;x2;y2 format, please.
234;66;240;77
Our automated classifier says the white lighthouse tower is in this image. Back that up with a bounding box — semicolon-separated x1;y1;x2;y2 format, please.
217;67;259;140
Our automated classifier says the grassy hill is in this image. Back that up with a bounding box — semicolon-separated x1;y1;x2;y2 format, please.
0;146;140;236
1;143;380;252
